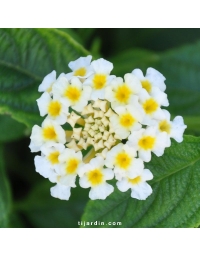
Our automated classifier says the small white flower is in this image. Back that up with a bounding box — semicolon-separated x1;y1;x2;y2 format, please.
127;126;168;162
66;55;94;80
50;183;71;201
29;119;66;152
132;67;166;92
34;142;65;181
139;89;167;126
54;149;83;187
105;73;142;110
38;70;56;94
83;58;115;100
36;92;69;125
110;104;144;139
155;109;187;143
105;143;144;180
79;156;114;200
46;148;83;201
38;71;65;95
117;169;153;200
53;76;92;112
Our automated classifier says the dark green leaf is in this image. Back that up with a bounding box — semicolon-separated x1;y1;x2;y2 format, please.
158;42;200;118
81;135;200;228
0;144;11;227
56;28;84;45
16;180;89;228
111;48;160;77
0;28;89;127
0;114;27;142
76;28;96;44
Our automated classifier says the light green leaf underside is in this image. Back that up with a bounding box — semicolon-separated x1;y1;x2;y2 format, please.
0;28;89;127
81;135;200;228
0;144;11;227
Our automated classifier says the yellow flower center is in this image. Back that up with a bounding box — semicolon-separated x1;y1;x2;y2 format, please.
115;84;132;103
138;136;155;150
115;152;132;169
141;80;152;93
143;98;158;114
74;67;87;77
43;126;57;140
88;169;103;185
66;158;79;174
128;176;142;185
65;85;81;103
48;151;60;164
48;101;61;117
119;113;135;128
93;74;107;90
159;120;171;134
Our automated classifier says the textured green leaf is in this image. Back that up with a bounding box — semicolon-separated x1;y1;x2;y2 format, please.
81;135;200;228
0;114;27;142
0;28;89;127
16;180;89;228
0;144;11;227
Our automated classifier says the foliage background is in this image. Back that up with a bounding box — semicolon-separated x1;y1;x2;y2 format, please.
1;28;200;228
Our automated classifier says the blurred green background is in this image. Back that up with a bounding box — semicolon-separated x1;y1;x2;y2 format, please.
0;28;200;228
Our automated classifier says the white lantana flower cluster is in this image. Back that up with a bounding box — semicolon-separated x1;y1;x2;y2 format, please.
29;55;187;201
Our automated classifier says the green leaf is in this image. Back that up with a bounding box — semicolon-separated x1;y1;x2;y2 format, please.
0;114;27;142
0;144;11;227
81;135;200;228
76;28;96;44
0;28;89;127
56;28;84;45
16;180;89;228
111;48;160;77
157;42;200;117
180;116;200;136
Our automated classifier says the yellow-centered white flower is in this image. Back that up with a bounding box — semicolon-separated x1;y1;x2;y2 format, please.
54;149;83;187
29;119;66;152
38;71;65;95
50;149;83;201
83;58;115;100
117;168;153;200
110;104;144;139
52;76;92;112
127;126;168;162
34;142;65;181
132;68;166;92
105;143;144;180
79;156;114;200
139;89;167;126
36;92;69;125
155;109;187;144
105;73;142;110
66;55;94;80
